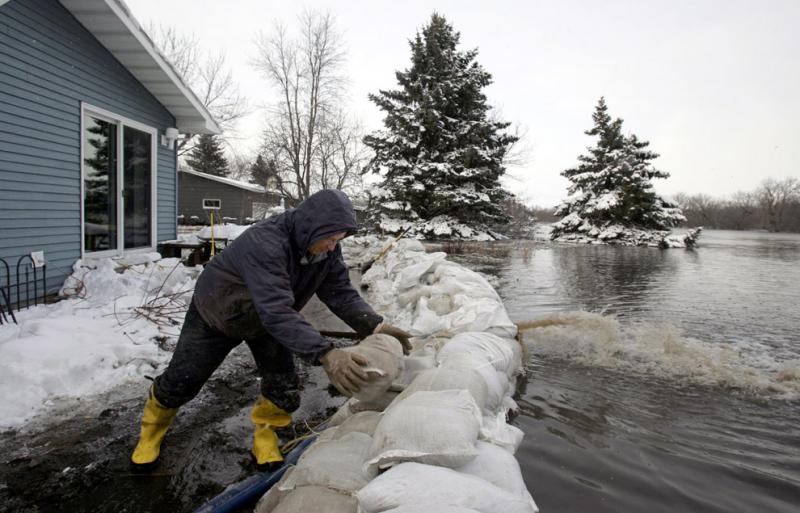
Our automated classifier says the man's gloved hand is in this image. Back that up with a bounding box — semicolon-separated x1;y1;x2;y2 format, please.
374;322;413;355
320;348;370;396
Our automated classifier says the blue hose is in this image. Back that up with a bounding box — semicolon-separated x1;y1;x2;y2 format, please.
192;436;318;513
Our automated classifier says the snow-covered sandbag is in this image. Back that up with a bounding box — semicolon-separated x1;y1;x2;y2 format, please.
439;353;510;412
393;367;489;412
479;412;525;452
366;390;481;472
356;462;536;513
330;411;382;440
288;432;375;493
437;332;522;377
457;441;537;510
341;334;404;402
268;485;357;513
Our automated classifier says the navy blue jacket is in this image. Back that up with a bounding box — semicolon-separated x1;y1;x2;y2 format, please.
193;190;383;363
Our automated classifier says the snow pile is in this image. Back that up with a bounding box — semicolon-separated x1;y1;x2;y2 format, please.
0;255;200;429
257;238;536;513
552;218;702;248
376;214;500;241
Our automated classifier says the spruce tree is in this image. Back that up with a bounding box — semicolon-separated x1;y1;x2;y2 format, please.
551;97;685;242
363;13;517;237
185;134;228;177
248;154;279;189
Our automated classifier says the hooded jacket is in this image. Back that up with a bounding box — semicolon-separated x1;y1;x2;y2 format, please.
192;189;383;363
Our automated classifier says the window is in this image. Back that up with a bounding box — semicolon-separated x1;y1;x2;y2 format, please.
81;105;157;255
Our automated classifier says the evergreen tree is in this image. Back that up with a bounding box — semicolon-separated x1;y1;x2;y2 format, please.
248;154;279;190
185;134;228;177
551;97;685;241
363;13;518;237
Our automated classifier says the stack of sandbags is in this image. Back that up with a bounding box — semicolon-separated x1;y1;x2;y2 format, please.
263;238;536;513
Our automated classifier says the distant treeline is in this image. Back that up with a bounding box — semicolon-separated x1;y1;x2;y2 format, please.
527;177;800;233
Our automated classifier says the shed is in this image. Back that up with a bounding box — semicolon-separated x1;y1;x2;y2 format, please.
178;168;284;225
0;0;219;304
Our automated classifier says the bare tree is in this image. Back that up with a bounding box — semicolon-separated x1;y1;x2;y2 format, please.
757;177;800;232
148;24;248;155
254;11;364;201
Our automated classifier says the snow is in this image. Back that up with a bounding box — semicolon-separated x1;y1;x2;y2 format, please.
1;256;200;429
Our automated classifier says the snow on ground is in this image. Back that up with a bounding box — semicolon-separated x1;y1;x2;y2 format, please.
0;254;200;430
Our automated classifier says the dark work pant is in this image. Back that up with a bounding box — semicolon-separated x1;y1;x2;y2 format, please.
153;300;300;412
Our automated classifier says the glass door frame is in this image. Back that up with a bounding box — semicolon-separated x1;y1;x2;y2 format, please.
80;102;158;258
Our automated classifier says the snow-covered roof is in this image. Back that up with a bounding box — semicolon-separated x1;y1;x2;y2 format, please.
59;0;221;134
180;168;278;194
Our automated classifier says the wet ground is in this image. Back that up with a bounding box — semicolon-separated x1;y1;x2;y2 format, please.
0;295;352;513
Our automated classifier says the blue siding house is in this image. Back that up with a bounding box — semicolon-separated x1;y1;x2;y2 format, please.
0;0;220;301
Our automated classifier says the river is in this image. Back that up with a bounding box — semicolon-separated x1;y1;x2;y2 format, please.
442;230;800;513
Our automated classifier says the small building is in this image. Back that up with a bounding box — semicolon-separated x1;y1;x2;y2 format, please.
0;0;220;303
178;168;284;225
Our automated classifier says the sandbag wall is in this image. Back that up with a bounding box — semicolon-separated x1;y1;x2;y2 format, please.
256;238;538;513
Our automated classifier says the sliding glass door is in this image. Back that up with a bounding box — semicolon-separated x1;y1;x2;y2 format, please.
82;107;156;255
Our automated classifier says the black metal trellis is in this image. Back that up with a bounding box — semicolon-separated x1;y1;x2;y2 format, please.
0;255;48;325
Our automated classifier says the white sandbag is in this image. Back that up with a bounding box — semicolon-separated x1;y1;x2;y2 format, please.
254;467;294;513
331;411;382;440
393;367;489;412
272;485;357;513
341;334;404;402
365;390;481;472
479;412;525;453
290;432;375;493
356;462;536;513
394;351;437;387
383;506;481;513
397;253;447;290
327;393;397;427
457;441;537;511
439;353;509;412
437;332;522;377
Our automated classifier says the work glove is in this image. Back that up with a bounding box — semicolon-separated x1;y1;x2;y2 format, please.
320;348;370;396
374;322;413;355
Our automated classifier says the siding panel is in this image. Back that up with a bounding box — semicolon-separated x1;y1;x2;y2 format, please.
0;0;179;300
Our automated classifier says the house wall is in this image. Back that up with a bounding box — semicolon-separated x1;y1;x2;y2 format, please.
178;171;282;224
0;0;178;299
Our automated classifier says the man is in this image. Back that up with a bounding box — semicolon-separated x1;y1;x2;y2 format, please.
131;189;410;471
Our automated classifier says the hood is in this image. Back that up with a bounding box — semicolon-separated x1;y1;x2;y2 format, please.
290;189;359;253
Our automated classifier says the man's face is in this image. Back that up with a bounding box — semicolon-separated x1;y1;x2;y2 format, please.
308;232;347;255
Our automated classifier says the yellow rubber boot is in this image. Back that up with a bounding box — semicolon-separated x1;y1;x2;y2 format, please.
131;387;177;467
251;396;292;470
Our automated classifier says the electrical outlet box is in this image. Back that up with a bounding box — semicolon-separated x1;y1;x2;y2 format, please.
30;251;45;268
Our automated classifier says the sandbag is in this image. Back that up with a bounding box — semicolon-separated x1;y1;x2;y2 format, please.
365;390;481;472
383;506;481;513
330;411;382;440
289;432;375;493
356;462;536;513
393;367;489;412
272;485;357;513
479;412;525;453
437;332;522;377
254;467;294;513
457;441;537;510
341;334;404;403
394;350;437;387
439;353;509;412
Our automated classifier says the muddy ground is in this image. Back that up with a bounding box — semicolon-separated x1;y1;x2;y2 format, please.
0;295;352;513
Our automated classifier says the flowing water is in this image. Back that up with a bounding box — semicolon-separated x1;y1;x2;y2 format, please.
442;230;800;513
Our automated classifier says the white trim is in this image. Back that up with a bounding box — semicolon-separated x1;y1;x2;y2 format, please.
80;102;159;257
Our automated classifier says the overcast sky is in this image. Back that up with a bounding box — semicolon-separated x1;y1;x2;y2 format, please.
126;0;799;207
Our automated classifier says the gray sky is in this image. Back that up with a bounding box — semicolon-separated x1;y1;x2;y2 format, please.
126;0;799;207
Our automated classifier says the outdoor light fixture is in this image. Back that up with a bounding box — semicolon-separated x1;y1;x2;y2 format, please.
161;127;180;149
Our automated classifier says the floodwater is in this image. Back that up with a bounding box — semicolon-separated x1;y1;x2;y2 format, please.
444;230;800;513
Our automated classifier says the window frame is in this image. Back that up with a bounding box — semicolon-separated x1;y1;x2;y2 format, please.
80;102;158;258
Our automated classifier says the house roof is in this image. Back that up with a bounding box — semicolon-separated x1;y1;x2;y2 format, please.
180;168;279;194
59;0;221;134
